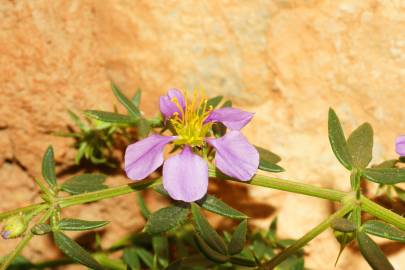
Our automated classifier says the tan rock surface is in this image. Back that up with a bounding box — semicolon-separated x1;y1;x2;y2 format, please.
1;0;404;269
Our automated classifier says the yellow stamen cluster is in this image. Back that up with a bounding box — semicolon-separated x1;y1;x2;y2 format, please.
170;91;213;146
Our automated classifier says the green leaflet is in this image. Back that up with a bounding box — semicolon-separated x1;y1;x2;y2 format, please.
259;159;285;173
58;218;110;231
53;231;104;270
131;88;142;107
362;220;405;243
144;205;189;235
152;236;169;267
328;108;352;170
255;146;282;164
357;231;394;270
111;83;141;118
363;168;405;185
42;146;57;187
191;203;228;255
31;223;52;235
123;247;141;270
194;234;230;263
347;123;373;169
206;95;223;109
61;174;108;195
228;219;248;255
85;110;137;124
198;195;247;220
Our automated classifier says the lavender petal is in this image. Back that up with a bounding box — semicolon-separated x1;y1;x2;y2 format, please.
204;107;254;130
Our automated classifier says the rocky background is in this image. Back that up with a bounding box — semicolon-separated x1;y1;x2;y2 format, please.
1;0;404;269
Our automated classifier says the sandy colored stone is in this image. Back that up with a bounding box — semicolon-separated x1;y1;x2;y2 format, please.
0;0;404;269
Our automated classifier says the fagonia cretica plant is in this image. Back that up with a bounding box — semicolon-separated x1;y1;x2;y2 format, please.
0;83;404;270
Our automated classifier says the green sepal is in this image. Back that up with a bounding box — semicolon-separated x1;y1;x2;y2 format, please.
42;146;57;187
363;168;405;185
111;83;141;118
328;108;352;170
356;231;394;270
53;231;104;270
191;203;228;255
228;219;248;255
362;220;405;243
144;205;189;235
347;123;373;169
58;218;109;231
85;110;138;124
61;174;108;195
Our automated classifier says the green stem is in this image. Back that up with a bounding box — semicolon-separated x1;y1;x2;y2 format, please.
361;196;405;230
0;203;45;221
0;208;52;270
262;202;356;269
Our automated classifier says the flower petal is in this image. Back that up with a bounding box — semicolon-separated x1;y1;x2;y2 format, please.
163;146;208;202
125;135;175;180
159;88;185;119
396;136;405;156
207;130;259;181
204;107;254;130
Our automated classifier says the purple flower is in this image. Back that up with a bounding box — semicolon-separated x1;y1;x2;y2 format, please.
396;136;405;156
125;90;259;202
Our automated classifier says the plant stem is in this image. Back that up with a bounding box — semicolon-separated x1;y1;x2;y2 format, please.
58;178;159;208
0;208;52;270
262;202;356;269
0;203;45;221
361;196;405;230
208;168;346;202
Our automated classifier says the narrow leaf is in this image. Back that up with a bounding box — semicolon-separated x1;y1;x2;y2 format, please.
331;218;356;233
67;110;86;130
132;88;142;107
144;205;189;235
111;83;141;118
53;231;104;270
328;108;352;170
259;159;285;173
61;174;108;195
374;159;397;169
85;110;137;124
153;236;169;267
194;234;230;263
363;168;405;184
123;248;140;270
255;146;281;164
357;231;394;270
58;218;109;231
347;123;373;168
191;203;228;255
136;193;151;219
206;96;223;109
135;248;153;268
362;220;405;243
42;146;57;187
222;100;232;108
228;220;248;255
198;195;247;219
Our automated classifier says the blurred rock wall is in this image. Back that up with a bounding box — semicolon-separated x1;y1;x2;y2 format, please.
0;0;404;269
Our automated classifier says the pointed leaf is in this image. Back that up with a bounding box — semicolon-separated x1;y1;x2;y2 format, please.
136;193;151;219
347;123;373;168
144;205;189;235
123;248;140;270
363;168;405;184
228;220;248;255
357;231;394;270
191;203;228;255
153;236;169;267
67;110;86;130
255;146;281;164
222;100;232;108
328;108;352;170
259;159;285;173
135;248;153;268
61;174;108;195
111;83;141;118
198;195;247;219
194;234;230;263
136;118;151;138
58;218;109;231
363;220;405;243
85;110;137;124
53;231;104;270
132;89;142;107
206;96;223;109
42;146;57;187
331;218;356;233
374;159;397;169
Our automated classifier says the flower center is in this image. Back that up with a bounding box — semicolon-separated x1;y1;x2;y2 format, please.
170;91;212;146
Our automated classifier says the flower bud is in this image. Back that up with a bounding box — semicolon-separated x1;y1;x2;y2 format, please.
1;215;28;239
